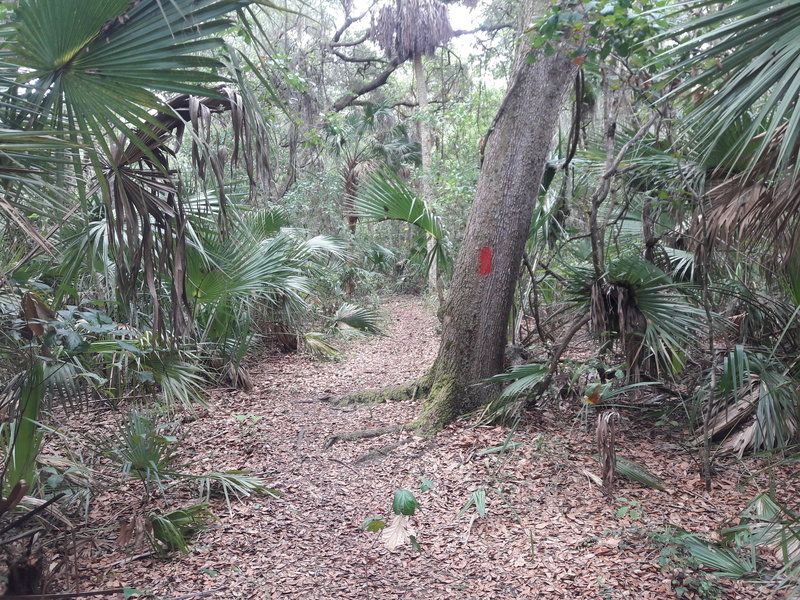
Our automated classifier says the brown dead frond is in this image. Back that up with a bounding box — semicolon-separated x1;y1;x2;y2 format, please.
371;0;453;62
701;126;800;256
596;410;620;497
95;89;271;336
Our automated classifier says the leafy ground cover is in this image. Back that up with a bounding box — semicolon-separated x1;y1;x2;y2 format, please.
48;297;794;599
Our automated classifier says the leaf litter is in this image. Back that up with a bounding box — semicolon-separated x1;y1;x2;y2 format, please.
46;296;797;599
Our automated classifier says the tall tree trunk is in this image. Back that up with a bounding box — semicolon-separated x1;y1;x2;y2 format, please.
416;31;576;433
413;54;438;292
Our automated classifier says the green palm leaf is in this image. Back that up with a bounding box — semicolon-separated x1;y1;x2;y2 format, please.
7;0;246;138
351;170;450;274
658;0;800;176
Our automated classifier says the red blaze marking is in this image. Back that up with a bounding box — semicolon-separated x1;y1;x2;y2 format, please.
478;246;493;275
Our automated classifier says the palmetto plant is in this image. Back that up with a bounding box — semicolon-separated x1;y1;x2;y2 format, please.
1;0;274;336
326;103;421;233
658;0;800;258
565;255;708;380
350;170;451;277
695;345;799;456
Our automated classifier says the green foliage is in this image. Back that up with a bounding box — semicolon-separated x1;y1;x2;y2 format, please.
330;303;382;335
653;528;726;599
194;471;280;515
148;504;213;555
702;345;799;455
614;457;666;490
1;359;44;494
615;497;642;520
392;488;419;516
105;409;179;495
659;0;800;176
531;0;671;68
482;363;550;422
566;256;708;376
457;488;487;519
351;170;451;277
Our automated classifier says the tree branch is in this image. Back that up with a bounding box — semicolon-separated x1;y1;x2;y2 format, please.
331;1;377;44
331;57;401;112
330;48;387;64
452;23;512;36
331;33;369;48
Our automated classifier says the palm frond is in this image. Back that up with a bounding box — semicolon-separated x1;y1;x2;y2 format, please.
696;346;799;455
331;303;382;334
658;0;800;177
482;363;550;422
148;503;212;554
303;332;340;359
193;470;278;515
351;170;450;274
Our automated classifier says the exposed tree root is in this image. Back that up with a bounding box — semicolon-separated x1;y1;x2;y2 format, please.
353;438;413;463
323;423;410;449
336;374;432;405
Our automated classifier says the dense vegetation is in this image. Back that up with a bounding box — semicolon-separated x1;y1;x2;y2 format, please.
1;0;799;596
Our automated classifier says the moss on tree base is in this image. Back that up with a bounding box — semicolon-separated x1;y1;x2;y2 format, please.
337;373;433;406
412;374;463;437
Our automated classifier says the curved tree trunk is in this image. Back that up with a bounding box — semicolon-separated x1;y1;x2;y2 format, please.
415;31;577;433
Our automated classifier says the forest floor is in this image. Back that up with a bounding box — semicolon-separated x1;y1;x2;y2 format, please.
50;296;795;599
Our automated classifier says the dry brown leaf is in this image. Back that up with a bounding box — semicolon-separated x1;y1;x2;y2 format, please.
381;514;415;551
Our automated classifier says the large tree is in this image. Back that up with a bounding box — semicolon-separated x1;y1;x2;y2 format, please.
412;2;578;432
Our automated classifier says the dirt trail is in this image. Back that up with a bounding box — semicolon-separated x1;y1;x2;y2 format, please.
73;296;777;599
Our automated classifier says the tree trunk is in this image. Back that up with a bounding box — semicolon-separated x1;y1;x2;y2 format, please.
413;54;438;292
416;33;577;433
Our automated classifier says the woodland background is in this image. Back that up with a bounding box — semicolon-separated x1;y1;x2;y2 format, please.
0;0;799;597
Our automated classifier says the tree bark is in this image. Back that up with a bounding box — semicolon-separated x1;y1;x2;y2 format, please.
415;28;577;433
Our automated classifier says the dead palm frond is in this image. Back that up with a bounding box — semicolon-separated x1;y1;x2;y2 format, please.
702;154;800;256
91;90;271;336
370;0;453;62
596;410;619;497
2;1;275;336
566;256;708;380
693;345;799;456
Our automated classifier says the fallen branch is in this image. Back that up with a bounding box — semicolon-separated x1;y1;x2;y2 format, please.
323;423;409;449
0;526;44;546
0;492;65;537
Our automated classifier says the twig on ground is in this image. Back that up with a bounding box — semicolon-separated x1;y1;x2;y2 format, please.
327;458;359;474
96;551;156;569
166;587;228;600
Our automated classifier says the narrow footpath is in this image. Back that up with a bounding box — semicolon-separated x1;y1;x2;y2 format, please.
73;296;772;599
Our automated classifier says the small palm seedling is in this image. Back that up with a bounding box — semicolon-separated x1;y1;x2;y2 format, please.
103;409;179;500
148;504;213;554
193;470;279;515
363;488;423;551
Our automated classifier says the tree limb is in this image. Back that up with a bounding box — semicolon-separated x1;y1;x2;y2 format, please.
330;48;387;64
331;57;401;112
452;23;512;36
331;33;369;48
